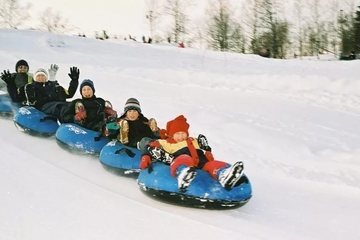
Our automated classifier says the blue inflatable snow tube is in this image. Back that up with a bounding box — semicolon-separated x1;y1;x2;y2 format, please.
13;106;59;135
56;123;110;154
138;163;252;209
0;95;20;116
99;140;142;175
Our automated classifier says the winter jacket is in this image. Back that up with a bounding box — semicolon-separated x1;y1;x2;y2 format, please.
6;72;33;102
13;72;33;89
62;96;108;131
157;138;209;168
118;113;158;148
31;79;78;108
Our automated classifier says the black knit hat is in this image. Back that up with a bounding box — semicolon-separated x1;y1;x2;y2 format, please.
15;59;29;72
80;79;95;94
124;98;141;113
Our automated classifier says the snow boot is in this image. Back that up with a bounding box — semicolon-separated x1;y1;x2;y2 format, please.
218;161;244;191
118;119;129;144
177;166;196;193
105;100;113;109
147;146;174;164
148;118;159;133
24;84;36;106
75;101;86;125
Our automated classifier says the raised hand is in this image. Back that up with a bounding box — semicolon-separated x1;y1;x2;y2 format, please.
0;70;13;84
68;66;80;81
48;64;59;81
197;134;212;152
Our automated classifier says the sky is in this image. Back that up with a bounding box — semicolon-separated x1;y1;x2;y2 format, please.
1;28;360;240
27;0;148;37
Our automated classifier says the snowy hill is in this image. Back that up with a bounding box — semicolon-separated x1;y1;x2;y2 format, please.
0;28;360;240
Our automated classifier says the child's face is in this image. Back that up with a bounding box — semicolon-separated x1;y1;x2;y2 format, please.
35;73;47;83
172;131;188;142
126;109;139;121
17;65;28;73
81;85;93;98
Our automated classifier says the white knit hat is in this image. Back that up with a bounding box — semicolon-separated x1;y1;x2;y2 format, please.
34;68;48;80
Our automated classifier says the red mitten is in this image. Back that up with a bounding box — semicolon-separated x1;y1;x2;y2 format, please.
105;107;117;118
75;110;87;122
148;140;161;148
205;151;214;161
159;129;167;139
140;155;151;169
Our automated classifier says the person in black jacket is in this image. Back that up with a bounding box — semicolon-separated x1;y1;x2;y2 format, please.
0;59;34;103
117;97;164;150
24;66;79;122
62;79;117;135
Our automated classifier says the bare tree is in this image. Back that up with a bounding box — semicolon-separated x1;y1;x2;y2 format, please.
206;0;232;51
257;0;290;58
164;0;190;43
0;0;32;29
327;0;341;55
38;7;69;34
145;0;161;41
293;0;307;58
241;0;262;54
206;0;245;52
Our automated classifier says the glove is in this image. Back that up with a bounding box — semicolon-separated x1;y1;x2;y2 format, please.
68;66;80;82
75;109;87;122
140;155;152;170
0;70;13;84
48;64;59;81
197;134;211;152
205;151;214;161
105;107;117;120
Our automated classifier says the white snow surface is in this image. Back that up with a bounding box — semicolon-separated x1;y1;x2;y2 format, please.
0;29;360;240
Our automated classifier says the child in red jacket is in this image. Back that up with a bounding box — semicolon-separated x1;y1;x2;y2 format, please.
140;115;244;192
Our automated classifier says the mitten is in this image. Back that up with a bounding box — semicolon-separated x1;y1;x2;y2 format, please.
197;134;212;152
48;64;59;81
159;129;167;139
0;70;13;84
140;155;152;169
204;151;214;161
105;107;117;120
74;110;87;122
68;66;80;82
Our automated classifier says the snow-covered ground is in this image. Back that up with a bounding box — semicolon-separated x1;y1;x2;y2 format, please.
0;28;359;240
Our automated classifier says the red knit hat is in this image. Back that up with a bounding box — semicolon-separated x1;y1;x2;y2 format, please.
166;115;189;137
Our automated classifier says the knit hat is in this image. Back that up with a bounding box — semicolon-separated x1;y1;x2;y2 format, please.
79;79;95;94
34;68;48;80
166;115;189;137
15;59;29;72
124;98;141;113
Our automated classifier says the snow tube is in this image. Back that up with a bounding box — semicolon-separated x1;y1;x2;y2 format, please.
99;140;141;176
13;106;59;136
0;94;20;117
56;123;110;154
138;163;252;209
